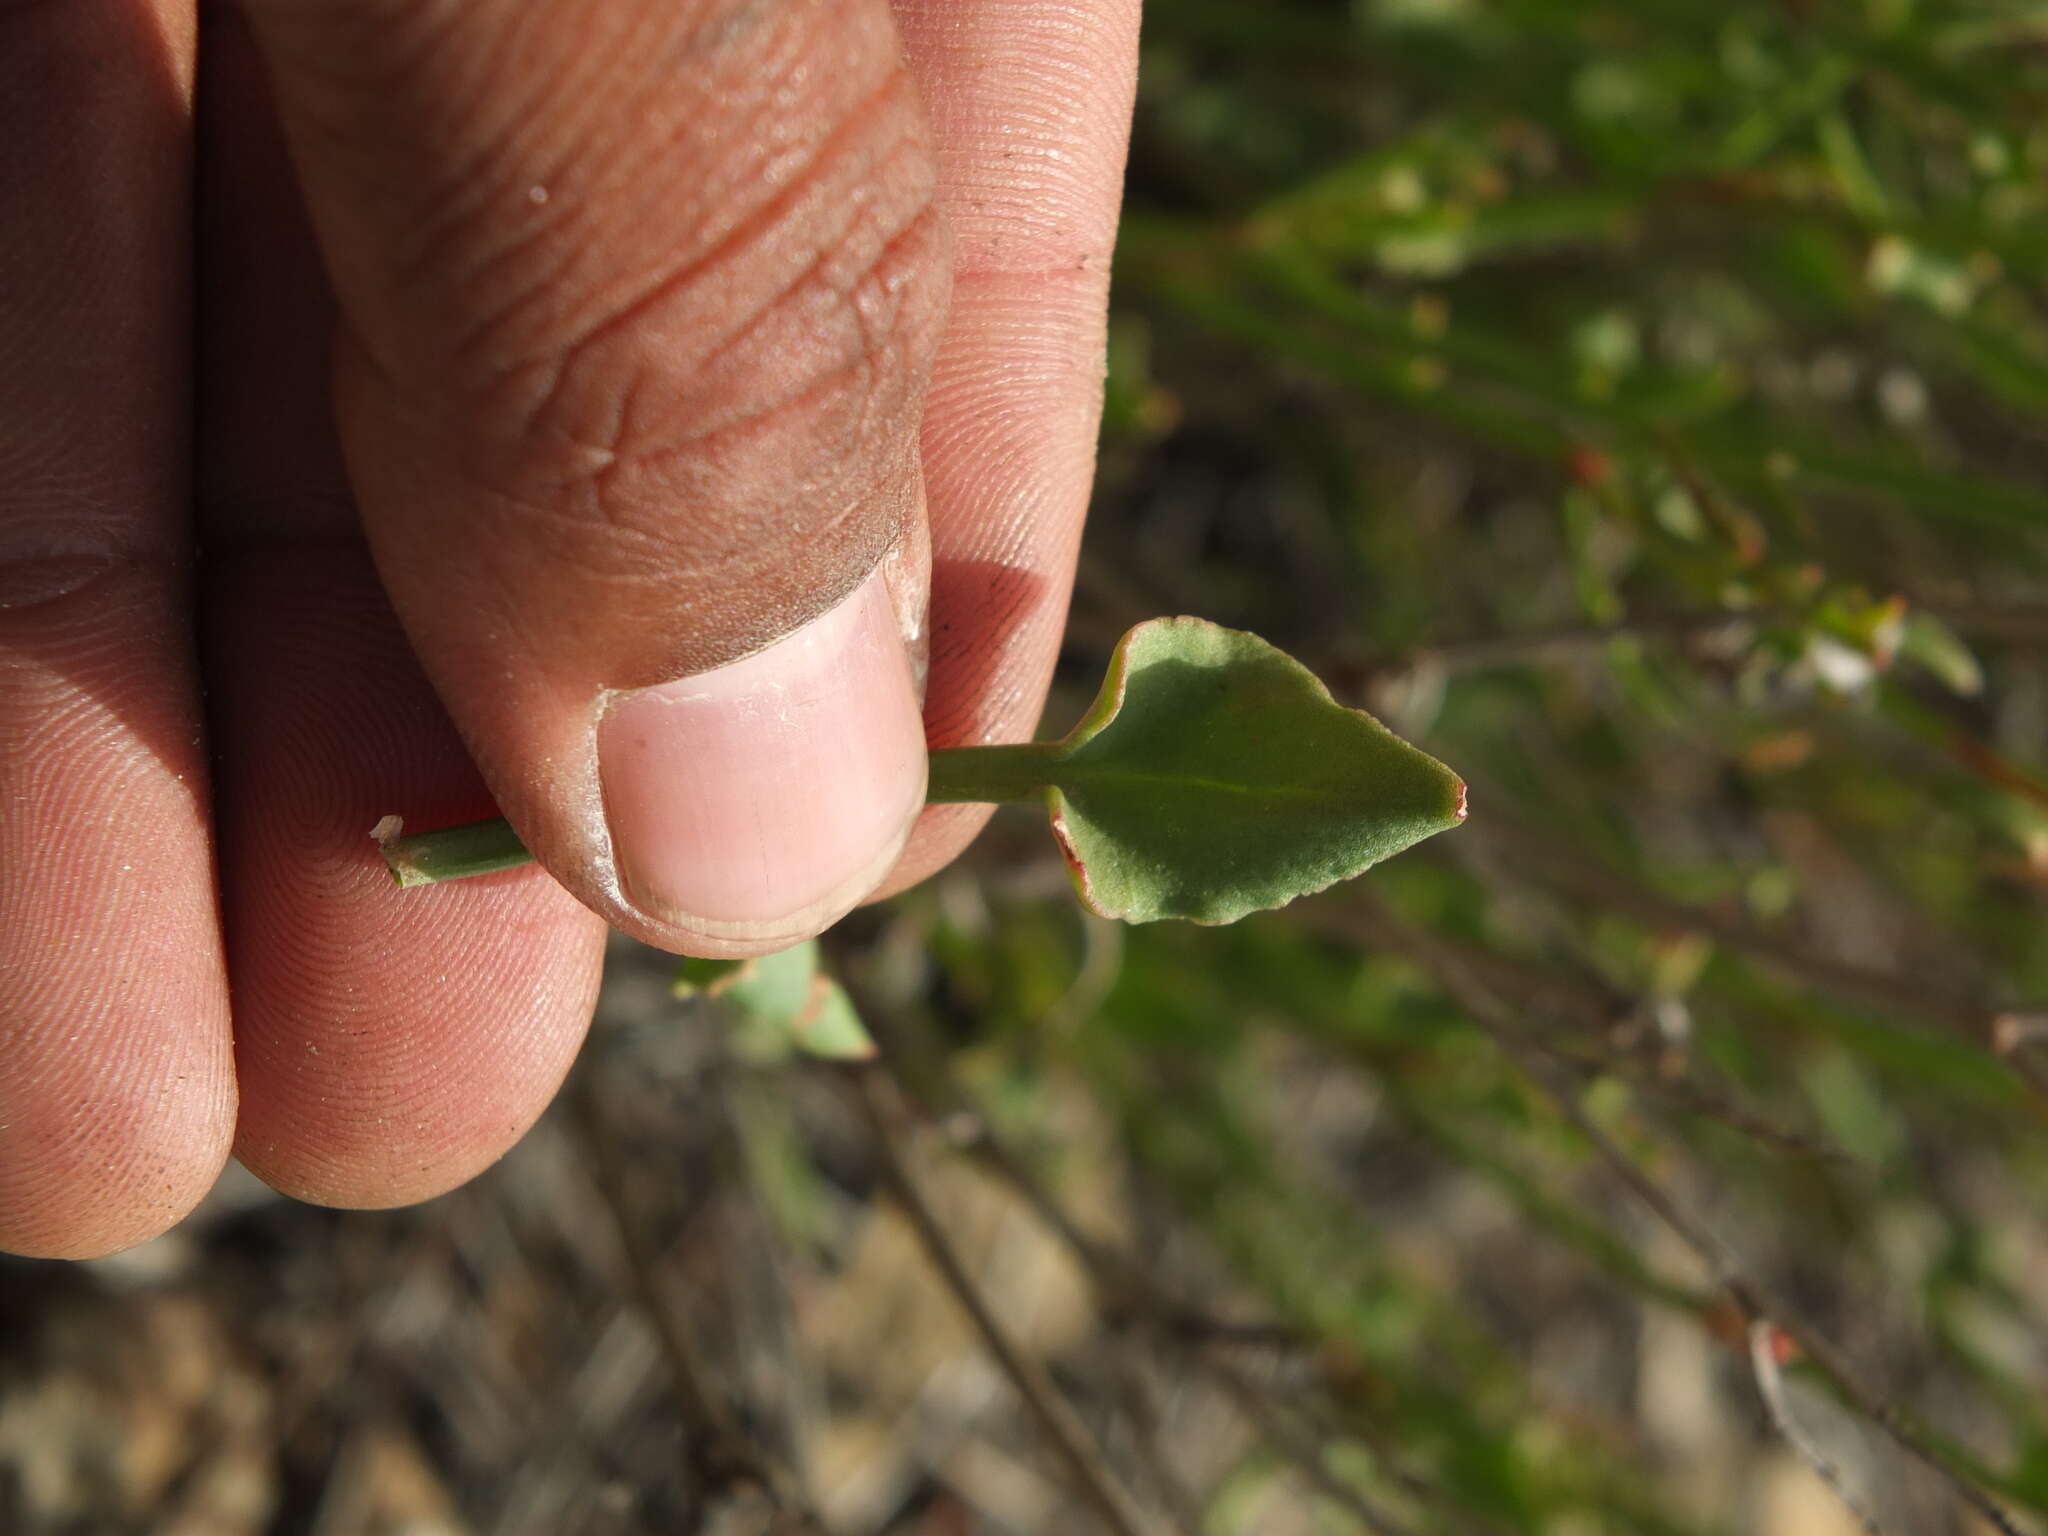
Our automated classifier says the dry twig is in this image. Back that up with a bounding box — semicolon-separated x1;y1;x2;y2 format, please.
1470;805;2038;1073
935;1086;1476;1535
1309;897;1857;1166
1359;890;2026;1536
1748;1321;1892;1536
572;1073;823;1531
852;1064;1167;1536
1204;1352;1426;1536
951;1115;1305;1351
1104;1346;1212;1534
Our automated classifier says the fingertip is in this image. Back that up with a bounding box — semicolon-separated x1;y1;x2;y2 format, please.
857;0;1139;904
866;802;997;904
1;0;227;1264
231;881;600;1210
596;563;928;956
0;581;238;1263
862;554;1070;901
208;553;608;1213
225;810;605;1210
0;1051;234;1262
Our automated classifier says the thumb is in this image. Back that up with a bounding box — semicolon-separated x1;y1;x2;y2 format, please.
238;0;945;953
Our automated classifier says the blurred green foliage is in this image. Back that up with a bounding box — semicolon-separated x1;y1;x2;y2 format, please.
835;1;2048;1530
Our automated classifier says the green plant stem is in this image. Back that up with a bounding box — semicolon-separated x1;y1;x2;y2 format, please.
375;816;535;887
376;742;1063;889
924;742;1061;804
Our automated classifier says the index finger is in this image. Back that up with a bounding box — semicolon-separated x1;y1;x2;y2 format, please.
0;0;233;1258
876;0;1144;896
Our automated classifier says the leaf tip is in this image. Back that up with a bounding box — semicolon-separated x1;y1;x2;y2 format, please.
1452;778;1469;824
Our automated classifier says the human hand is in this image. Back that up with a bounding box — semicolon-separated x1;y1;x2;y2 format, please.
0;0;1138;1257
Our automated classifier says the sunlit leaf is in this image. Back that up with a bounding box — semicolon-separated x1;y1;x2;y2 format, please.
792;980;877;1061
671;955;750;998
675;941;876;1062
1041;618;1468;924
1900;611;1986;697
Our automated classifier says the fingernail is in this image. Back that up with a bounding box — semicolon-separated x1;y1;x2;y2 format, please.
598;567;927;940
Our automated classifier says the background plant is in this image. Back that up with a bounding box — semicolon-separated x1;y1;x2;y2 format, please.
6;2;2048;1532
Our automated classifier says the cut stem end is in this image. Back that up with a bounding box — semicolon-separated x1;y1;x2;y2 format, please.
374;816;535;887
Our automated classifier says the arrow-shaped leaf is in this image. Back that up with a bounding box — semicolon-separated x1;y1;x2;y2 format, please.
673;939;877;1061
929;618;1467;923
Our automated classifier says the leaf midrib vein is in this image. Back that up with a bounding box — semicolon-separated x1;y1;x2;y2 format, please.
1059;764;1382;804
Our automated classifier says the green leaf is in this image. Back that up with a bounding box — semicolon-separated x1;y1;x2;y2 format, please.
1040;618;1467;924
791;980;877;1061
672;945;815;1016
671;955;751;998
723;943;818;1022
676;940;876;1062
1899;610;1985;697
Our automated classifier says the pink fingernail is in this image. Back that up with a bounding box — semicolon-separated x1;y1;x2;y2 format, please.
598;567;926;941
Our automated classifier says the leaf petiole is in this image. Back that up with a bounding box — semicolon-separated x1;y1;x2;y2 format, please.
374;742;1064;890
924;742;1062;804
372;618;1467;924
